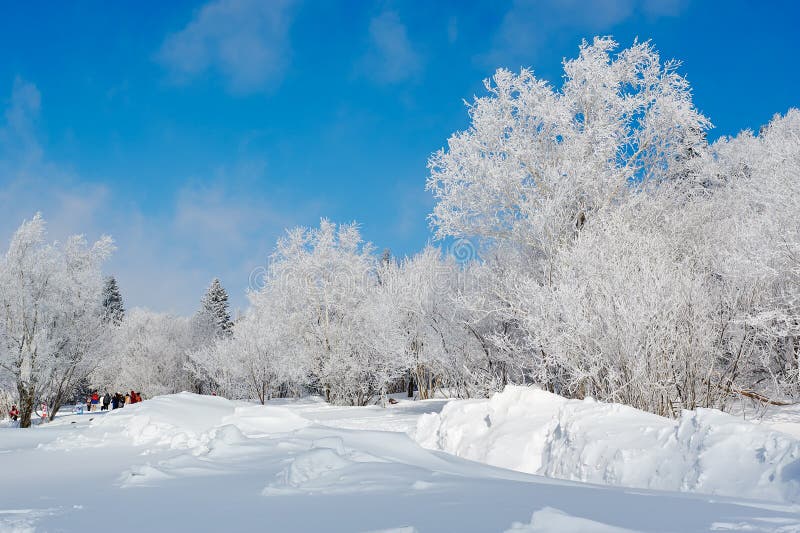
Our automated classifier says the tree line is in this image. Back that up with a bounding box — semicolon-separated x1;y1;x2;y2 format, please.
2;37;798;425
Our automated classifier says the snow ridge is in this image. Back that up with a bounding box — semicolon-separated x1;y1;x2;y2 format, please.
415;386;800;503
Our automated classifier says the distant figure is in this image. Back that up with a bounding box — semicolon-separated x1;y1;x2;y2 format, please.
129;390;137;404
90;391;100;411
124;393;131;405
211;391;217;396
39;403;48;422
86;396;92;412
101;392;111;411
8;404;19;421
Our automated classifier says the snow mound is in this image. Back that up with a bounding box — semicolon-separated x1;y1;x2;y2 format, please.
263;435;396;495
283;448;353;486
46;393;310;452
222;404;310;436
415;386;800;503
89;392;238;449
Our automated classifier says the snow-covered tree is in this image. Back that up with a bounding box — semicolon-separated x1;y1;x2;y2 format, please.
704;110;800;400
381;247;478;398
421;37;800;414
95;308;195;397
268;220;405;405
189;287;305;403
101;275;125;325
0;214;113;427
427;37;710;271
186;278;234;394
198;278;233;338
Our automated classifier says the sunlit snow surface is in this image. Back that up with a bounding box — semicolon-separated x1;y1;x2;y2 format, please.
415;387;800;504
1;391;799;532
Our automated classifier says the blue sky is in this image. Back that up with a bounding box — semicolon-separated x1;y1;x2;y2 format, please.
1;0;798;314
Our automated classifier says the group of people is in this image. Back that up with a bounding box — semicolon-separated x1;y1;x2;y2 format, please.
84;390;143;412
5;390;146;423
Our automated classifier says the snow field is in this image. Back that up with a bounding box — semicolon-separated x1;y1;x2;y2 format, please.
2;391;800;532
415;386;800;503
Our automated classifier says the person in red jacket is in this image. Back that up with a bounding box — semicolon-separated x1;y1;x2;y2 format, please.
90;391;100;411
8;405;19;421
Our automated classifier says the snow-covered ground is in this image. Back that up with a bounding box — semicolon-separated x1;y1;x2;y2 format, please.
415;386;800;504
1;391;799;532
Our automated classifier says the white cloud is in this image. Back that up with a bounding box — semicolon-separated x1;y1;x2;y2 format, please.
359;10;422;84
481;0;689;69
0;77;43;169
446;16;459;44
0;78;105;240
157;0;295;94
0;78;316;315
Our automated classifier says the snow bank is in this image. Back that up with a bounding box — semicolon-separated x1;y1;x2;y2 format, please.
415;386;800;503
46;392;310;452
91;392;238;449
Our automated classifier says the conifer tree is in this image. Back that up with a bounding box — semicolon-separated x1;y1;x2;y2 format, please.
102;275;125;325
200;278;233;337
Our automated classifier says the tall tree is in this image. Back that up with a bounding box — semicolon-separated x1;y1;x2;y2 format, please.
0;214;113;427
200;278;233;338
101;276;125;325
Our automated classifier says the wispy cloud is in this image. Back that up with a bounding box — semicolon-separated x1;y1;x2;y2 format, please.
446;16;459;45
0;77;105;236
0;78;315;315
481;0;689;69
157;0;295;94
359;10;422;84
0;77;43;168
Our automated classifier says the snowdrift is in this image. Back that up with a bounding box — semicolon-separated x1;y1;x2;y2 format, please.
415;386;800;503
45;392;310;452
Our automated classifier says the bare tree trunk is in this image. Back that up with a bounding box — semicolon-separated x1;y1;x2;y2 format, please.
49;399;63;421
17;382;35;429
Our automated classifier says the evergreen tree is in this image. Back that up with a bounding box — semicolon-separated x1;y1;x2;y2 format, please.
200;278;233;337
380;248;392;266
102;275;125;325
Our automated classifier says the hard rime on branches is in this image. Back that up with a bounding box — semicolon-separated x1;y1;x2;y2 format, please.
102;276;125;325
427;37;710;257
189;220;407;405
423;37;800;414
93;309;196;396
0;214;113;427
187;278;235;394
199;278;234;338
